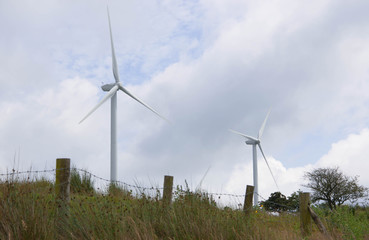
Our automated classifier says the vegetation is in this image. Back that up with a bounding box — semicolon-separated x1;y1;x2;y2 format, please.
70;168;95;195
304;167;368;210
0;170;368;239
260;191;300;212
312;205;369;240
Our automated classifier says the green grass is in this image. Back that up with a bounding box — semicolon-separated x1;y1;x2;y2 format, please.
0;174;368;239
313;205;369;240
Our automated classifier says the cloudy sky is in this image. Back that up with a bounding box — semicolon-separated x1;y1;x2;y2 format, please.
1;0;369;203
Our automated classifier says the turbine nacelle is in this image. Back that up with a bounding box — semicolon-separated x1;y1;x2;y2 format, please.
102;83;116;92
245;140;260;145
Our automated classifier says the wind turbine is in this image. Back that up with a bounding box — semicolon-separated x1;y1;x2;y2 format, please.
80;6;167;183
230;110;278;206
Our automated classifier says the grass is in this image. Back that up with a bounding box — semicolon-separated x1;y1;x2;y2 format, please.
0;171;368;239
313;205;369;240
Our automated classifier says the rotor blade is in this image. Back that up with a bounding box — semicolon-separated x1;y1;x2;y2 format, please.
79;85;119;124
118;84;169;122
258;109;271;140
258;143;279;190
107;5;120;83
229;129;258;142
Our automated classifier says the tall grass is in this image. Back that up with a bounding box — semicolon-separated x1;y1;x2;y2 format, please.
0;178;56;239
70;168;95;195
0;172;368;239
313;205;369;239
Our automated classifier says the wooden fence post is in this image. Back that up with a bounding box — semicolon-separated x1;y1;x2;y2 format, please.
163;175;173;206
299;192;312;237
244;185;254;215
308;206;328;236
55;158;71;214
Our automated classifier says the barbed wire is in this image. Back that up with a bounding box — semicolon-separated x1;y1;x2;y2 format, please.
1;167;356;215
0;168;254;202
0;168;291;206
208;192;246;198
73;168;163;191
0;169;306;210
0;170;287;207
0;169;57;177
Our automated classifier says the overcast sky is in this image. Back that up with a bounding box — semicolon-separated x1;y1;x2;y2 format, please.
1;0;369;203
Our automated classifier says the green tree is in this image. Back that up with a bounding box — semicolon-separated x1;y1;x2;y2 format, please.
261;192;289;212
303;167;367;210
287;191;300;211
261;191;300;212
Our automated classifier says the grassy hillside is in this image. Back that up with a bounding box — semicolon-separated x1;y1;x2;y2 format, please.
0;171;368;239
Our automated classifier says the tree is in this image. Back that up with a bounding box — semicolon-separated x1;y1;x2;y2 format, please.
303;167;367;210
287;191;300;211
260;191;300;212
261;192;288;212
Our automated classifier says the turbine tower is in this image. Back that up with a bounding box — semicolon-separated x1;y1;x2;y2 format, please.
80;6;167;183
230;110;278;206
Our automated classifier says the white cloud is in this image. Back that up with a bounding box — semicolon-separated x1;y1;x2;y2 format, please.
317;128;369;185
0;77;109;174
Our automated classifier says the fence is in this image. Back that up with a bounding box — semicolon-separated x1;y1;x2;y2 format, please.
0;158;354;238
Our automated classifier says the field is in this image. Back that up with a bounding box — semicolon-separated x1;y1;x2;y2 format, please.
0;169;368;240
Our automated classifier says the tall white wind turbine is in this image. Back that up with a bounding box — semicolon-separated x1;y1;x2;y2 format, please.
230;110;278;206
80;6;167;183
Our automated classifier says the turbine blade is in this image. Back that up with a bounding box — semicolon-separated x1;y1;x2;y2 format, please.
258;143;279;190
107;5;120;83
258;109;271;140
79;85;119;124
229;129;258;142
118;84;169;122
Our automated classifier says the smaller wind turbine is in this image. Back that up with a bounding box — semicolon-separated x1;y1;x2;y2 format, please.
230;110;278;206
